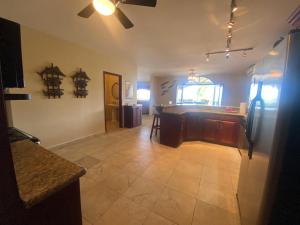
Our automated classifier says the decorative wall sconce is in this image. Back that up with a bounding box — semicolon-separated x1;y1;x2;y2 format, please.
72;68;91;98
38;63;65;99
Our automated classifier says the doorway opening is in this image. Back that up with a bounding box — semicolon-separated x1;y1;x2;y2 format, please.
103;71;122;132
137;82;150;115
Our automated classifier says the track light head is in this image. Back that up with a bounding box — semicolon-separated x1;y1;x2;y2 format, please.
231;0;238;13
206;54;210;62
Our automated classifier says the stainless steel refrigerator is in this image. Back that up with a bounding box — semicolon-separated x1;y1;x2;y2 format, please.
237;29;300;225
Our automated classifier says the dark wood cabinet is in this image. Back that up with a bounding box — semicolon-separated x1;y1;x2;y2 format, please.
160;111;242;148
184;113;203;141
218;120;239;146
202;119;220;143
124;105;142;128
160;113;184;148
202;118;239;147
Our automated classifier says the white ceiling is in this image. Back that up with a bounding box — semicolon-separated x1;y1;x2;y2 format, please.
0;0;299;80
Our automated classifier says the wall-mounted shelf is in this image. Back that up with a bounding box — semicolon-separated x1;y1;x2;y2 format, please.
4;94;31;101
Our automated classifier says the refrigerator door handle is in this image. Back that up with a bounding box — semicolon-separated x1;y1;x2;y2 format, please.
246;99;257;159
246;81;263;159
247;98;265;159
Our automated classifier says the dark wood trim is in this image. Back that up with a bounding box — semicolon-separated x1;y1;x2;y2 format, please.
103;71;123;132
0;71;23;224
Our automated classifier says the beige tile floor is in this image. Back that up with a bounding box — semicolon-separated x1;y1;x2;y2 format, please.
51;116;241;225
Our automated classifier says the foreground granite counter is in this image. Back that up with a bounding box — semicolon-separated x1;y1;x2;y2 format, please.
11;140;86;208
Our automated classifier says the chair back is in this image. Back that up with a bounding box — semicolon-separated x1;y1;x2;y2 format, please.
154;106;163;115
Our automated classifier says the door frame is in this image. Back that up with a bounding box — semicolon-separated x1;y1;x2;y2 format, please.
103;71;123;132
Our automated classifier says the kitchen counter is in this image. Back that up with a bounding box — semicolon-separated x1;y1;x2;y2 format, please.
162;105;246;117
11;140;86;208
160;107;244;148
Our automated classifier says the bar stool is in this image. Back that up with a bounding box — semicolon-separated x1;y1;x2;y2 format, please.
150;106;162;139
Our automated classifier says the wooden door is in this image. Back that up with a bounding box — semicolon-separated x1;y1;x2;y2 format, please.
103;71;122;132
202;119;219;143
218;121;239;146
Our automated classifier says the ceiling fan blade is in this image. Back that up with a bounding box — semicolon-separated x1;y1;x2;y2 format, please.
120;0;157;7
114;7;134;29
78;3;95;18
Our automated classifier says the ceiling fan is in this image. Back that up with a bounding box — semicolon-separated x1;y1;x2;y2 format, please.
77;0;157;29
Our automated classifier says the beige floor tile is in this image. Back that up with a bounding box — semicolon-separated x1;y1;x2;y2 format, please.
201;166;234;189
84;162;121;183
153;187;197;225
197;183;237;214
96;197;150;225
50;116;241;225
83;217;93;225
121;160;150;176
142;164;174;184
167;173;200;197
88;150;114;161
173;160;203;179
81;182;120;224
102;171;138;194
55;149;88;162
124;177;164;210
143;212;176;225
75;156;101;169
192;200;237;225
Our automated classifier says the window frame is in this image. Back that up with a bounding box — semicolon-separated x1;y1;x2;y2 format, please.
176;81;223;106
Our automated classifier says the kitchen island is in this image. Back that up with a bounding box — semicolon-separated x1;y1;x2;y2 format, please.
160;105;245;148
10;140;86;225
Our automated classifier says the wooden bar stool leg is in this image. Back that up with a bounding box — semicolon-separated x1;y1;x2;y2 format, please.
155;116;159;136
150;115;156;139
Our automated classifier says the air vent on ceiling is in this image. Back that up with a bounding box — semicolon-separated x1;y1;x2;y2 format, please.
288;5;300;28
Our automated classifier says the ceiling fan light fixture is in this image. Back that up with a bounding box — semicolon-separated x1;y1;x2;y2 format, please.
93;0;116;16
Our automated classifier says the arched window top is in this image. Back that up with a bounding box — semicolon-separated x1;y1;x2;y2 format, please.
187;76;214;84
198;77;214;84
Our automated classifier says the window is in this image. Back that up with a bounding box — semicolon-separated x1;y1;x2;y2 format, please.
137;89;150;101
176;77;223;106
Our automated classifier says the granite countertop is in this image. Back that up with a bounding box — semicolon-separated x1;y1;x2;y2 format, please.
162;108;246;117
11;140;86;208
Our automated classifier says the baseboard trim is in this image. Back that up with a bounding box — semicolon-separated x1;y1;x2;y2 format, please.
48;131;105;150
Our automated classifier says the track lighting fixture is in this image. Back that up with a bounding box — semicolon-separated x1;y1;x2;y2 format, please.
204;0;254;60
228;21;234;29
206;54;210;62
231;0;238;13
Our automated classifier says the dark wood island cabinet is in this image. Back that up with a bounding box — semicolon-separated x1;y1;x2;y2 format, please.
160;108;244;148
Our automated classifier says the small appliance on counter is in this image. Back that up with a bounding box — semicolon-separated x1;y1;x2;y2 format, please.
8;127;40;144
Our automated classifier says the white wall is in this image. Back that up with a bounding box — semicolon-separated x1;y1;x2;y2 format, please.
151;73;251;108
